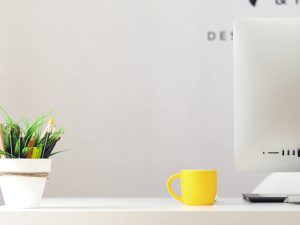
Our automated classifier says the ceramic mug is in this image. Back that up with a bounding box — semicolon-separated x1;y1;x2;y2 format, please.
167;170;217;205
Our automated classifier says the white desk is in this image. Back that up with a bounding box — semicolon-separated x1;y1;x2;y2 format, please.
0;198;300;225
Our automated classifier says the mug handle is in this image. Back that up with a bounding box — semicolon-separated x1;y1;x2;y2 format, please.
167;173;183;203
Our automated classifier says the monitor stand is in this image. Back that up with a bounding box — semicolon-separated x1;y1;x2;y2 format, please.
243;172;300;203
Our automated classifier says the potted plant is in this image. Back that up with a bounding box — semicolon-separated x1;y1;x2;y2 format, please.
0;109;65;208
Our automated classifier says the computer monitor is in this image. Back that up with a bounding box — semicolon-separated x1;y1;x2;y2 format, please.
234;18;300;172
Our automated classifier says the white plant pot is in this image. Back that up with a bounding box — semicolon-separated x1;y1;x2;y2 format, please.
0;159;51;209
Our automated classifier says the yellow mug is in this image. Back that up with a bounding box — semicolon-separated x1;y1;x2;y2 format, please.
167;170;217;205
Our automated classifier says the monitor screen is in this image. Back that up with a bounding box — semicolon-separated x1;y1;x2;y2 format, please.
234;18;300;171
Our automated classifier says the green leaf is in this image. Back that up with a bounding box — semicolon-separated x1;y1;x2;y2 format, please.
37;144;43;158
49;149;70;158
0;150;15;158
22;147;30;158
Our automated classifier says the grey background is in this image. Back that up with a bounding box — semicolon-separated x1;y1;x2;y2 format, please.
0;0;298;197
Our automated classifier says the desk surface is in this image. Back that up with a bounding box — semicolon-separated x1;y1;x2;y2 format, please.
0;198;300;225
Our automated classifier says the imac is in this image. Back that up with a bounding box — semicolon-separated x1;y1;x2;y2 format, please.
234;18;300;201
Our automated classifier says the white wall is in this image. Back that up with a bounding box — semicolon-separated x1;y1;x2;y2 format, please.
0;0;299;197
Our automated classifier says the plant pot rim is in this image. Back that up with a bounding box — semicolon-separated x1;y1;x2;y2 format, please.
0;158;51;162
0;159;51;161
0;158;51;172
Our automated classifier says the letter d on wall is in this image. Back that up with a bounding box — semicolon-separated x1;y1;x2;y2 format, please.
207;32;216;41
